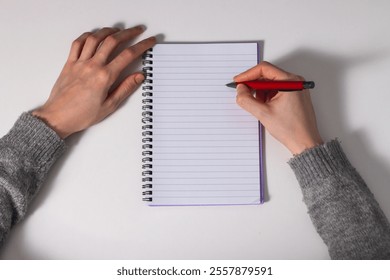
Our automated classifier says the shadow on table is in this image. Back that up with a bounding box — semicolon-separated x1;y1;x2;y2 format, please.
272;48;390;215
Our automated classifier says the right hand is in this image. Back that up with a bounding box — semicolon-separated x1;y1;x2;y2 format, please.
235;61;323;155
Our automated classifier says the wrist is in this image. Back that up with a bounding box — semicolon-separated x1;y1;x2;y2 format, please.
32;108;70;139
289;137;324;155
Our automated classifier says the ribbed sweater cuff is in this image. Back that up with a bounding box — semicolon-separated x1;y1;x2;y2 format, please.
3;112;66;176
288;140;353;188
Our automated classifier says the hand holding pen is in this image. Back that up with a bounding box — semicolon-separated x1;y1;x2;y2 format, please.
233;61;323;155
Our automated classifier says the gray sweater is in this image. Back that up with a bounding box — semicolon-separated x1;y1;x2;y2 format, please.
1;113;390;259
289;141;390;259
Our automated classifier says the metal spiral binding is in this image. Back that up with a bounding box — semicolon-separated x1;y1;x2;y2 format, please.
141;48;154;202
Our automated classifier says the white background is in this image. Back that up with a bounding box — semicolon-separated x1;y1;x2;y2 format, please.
0;0;389;259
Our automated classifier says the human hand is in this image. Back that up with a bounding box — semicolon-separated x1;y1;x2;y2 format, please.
33;26;156;139
235;61;323;155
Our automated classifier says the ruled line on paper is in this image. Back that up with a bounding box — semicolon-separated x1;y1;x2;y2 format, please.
153;97;235;99
152;60;256;62
153;183;259;185
153;158;258;160
151;53;256;56
153;127;257;130
153;121;255;123
152;165;257;167
153;171;257;174
153;189;260;192
152;177;258;179
151;196;259;198
149;66;254;68
153;140;258;142
152;90;229;92
153;152;256;154
153;133;257;136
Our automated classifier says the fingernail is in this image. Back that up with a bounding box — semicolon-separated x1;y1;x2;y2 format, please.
236;84;246;92
135;73;145;84
154;33;165;43
136;25;146;31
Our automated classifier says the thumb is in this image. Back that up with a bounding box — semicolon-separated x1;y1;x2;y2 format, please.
103;72;145;115
236;84;267;120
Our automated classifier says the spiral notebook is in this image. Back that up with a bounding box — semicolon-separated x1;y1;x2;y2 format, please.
141;42;264;206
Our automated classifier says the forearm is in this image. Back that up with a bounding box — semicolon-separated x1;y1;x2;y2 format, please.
0;113;65;246
289;140;390;259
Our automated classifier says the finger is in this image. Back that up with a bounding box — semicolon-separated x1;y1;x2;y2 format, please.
94;25;145;63
68;32;92;62
234;61;295;82
102;72;145;115
255;90;267;103
256;89;279;103
108;36;156;77
236;84;267;120
264;89;279;102
78;27;120;61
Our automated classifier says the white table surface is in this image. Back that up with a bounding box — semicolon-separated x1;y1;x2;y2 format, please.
1;0;390;259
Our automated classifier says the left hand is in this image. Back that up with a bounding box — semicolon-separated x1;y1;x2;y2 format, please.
33;26;156;139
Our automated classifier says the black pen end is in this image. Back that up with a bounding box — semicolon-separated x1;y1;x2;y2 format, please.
303;81;315;89
226;82;237;88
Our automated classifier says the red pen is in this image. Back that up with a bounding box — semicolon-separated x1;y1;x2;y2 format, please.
226;80;315;91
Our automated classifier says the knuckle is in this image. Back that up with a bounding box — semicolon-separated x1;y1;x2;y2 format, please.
72;32;90;47
101;27;112;32
96;68;111;83
85;63;110;84
104;35;119;47
86;34;99;45
71;40;82;49
123;48;136;59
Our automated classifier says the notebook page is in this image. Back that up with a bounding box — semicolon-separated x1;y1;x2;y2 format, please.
147;43;261;206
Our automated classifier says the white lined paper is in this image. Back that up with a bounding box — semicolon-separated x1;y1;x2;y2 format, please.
144;43;262;206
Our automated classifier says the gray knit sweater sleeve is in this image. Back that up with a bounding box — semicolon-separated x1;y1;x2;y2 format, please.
0;113;65;247
289;140;390;259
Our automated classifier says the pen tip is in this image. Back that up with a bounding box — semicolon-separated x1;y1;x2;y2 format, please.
226;82;237;88
303;81;315;89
